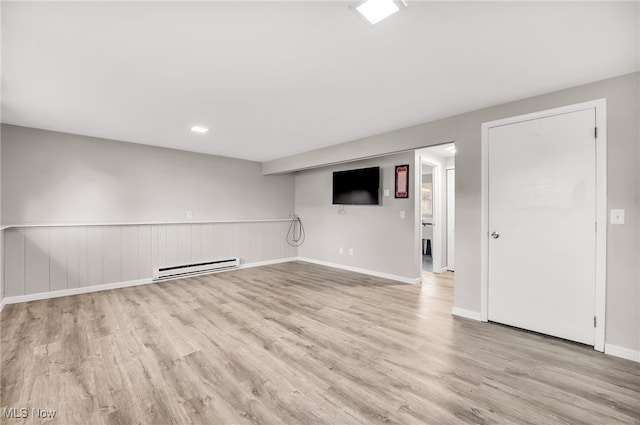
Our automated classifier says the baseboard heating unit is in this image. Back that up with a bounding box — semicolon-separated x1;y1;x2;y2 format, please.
153;257;240;281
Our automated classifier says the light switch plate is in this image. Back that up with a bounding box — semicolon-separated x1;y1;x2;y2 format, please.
610;209;625;225
400;210;406;219
384;189;390;197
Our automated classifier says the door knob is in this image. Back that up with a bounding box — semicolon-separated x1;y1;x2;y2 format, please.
491;232;500;239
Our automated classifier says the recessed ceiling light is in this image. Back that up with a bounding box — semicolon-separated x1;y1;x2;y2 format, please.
191;126;209;134
354;0;404;25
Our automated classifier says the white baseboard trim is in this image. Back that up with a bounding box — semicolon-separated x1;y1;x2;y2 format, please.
433;267;449;274
2;278;153;306
297;257;421;285
239;257;298;270
605;344;640;363
0;297;7;313
451;307;482;321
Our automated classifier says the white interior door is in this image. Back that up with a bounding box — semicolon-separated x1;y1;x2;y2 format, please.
488;108;596;345
446;169;455;271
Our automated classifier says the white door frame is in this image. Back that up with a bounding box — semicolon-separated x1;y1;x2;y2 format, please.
446;168;455;271
421;158;442;273
480;98;607;352
414;148;448;278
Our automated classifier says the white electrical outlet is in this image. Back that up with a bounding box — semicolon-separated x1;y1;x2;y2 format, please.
384;189;390;197
339;247;344;254
186;211;193;219
400;210;406;219
349;248;354;256
610;209;625;225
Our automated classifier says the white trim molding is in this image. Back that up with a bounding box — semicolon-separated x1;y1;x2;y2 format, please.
2;218;291;231
239;257;298;270
480;98;607;352
2;278;153;306
451;307;482;321
604;344;640;363
297;257;421;285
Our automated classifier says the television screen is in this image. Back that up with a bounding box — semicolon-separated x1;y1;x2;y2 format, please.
332;167;380;205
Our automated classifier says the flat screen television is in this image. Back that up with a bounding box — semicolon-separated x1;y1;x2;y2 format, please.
332;166;380;205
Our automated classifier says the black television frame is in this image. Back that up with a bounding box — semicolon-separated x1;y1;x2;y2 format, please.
332;166;381;205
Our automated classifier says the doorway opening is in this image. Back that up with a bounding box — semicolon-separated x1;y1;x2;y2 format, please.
415;143;455;276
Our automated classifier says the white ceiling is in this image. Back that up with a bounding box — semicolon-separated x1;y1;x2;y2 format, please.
2;1;638;162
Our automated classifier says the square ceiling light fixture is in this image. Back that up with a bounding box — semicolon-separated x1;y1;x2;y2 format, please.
353;0;407;25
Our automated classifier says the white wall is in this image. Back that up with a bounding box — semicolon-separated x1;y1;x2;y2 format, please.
295;152;418;282
265;72;640;353
2;124;295;225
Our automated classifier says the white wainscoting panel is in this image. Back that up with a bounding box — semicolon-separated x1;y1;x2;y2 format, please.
77;227;89;288
66;227;80;289
49;227;68;292
103;226;123;285
4;230;25;297
138;226;152;281
87;226;103;286
122;225;140;281
3;221;297;297
25;227;50;295
166;225;179;267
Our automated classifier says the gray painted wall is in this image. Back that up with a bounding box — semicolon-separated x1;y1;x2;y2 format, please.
0;2;3;307
1;125;297;299
295;152;417;280
273;72;640;353
1;126;3;305
263;117;458;174
2;124;295;225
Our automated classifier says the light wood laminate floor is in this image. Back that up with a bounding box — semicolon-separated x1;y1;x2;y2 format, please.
1;261;639;424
